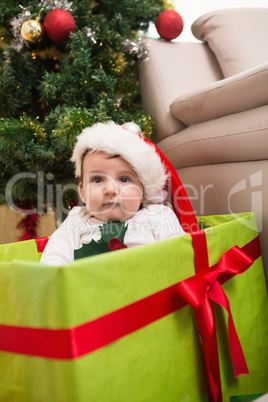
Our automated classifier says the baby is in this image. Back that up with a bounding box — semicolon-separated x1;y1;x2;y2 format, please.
40;121;185;265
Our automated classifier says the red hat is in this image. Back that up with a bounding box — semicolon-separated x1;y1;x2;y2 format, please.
121;122;198;233
141;136;198;233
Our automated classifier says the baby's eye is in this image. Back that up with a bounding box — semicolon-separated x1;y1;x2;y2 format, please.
119;176;130;183
92;176;103;183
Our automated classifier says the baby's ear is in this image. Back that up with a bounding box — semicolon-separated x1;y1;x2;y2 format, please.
78;181;85;203
141;194;146;204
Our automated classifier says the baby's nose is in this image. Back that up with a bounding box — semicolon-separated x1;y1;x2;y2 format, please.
104;178;118;195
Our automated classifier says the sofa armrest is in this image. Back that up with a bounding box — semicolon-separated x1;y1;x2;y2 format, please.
138;39;223;141
191;8;268;77
170;62;268;126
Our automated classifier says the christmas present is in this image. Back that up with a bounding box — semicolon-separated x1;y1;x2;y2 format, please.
0;212;267;402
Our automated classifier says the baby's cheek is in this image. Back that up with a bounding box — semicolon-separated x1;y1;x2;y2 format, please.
121;189;143;209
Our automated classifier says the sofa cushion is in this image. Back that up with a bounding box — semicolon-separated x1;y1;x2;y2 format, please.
138;39;223;141
191;8;268;77
157;105;268;169
170;62;268;126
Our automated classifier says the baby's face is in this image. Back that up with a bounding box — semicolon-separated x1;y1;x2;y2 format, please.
78;151;145;222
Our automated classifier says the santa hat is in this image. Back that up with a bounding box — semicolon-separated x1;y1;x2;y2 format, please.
71;121;198;232
71;121;168;204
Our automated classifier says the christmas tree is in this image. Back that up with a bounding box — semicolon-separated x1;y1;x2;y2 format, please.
0;0;172;239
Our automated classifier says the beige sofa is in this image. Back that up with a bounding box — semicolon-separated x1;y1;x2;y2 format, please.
139;8;268;284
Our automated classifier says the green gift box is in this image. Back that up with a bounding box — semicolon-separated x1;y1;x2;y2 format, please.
0;212;267;401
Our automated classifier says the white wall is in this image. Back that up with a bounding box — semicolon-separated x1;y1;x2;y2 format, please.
146;0;268;42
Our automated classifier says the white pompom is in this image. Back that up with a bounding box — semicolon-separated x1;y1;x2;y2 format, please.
122;122;143;135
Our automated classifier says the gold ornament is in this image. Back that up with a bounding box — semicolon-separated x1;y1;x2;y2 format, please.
21;19;44;43
162;0;175;9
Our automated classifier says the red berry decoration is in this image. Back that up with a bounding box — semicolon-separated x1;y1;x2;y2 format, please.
108;238;128;251
43;9;75;42
155;10;183;41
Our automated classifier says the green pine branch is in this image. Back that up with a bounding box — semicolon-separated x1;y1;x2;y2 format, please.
0;0;167;215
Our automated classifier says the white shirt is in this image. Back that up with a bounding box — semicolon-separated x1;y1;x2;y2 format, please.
40;204;185;266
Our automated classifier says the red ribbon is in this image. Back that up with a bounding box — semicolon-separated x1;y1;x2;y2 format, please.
36;237;49;253
177;243;253;402
0;283;187;359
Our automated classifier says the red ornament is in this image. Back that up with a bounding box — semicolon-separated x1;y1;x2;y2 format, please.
43;9;75;42
155;10;183;41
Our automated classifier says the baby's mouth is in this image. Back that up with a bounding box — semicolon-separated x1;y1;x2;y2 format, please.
103;202;119;207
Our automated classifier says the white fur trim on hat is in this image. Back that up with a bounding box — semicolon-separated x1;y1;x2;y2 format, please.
71;121;168;204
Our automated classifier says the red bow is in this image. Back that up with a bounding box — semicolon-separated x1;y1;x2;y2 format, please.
176;245;253;402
